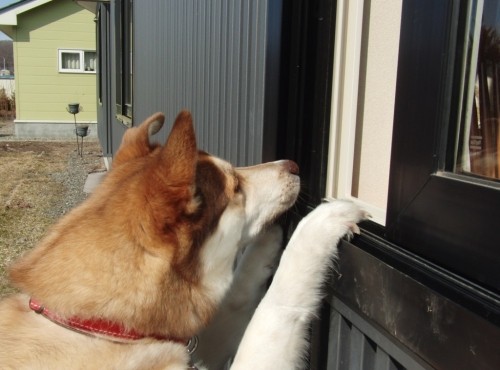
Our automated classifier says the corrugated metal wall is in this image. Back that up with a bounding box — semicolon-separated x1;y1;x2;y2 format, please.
133;0;275;166
325;299;429;370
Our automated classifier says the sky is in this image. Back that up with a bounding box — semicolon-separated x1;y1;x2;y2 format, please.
0;0;23;9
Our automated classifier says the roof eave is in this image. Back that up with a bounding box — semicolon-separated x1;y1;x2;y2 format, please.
74;0;110;15
0;0;54;26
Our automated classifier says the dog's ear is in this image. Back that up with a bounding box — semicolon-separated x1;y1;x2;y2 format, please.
158;110;197;186
113;112;165;167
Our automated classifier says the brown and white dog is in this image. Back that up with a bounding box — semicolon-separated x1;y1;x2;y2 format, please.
0;111;367;369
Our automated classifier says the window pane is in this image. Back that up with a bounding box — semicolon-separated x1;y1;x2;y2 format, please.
457;0;500;181
61;52;80;70
84;51;96;71
124;0;132;108
115;0;133;119
115;0;122;109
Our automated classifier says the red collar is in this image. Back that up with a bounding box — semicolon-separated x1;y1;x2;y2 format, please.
29;297;187;344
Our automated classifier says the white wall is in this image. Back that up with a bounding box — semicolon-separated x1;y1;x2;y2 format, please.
328;0;402;225
351;0;402;210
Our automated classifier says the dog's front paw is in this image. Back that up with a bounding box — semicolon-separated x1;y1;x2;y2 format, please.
235;225;283;286
320;200;370;238
293;200;370;251
259;201;369;312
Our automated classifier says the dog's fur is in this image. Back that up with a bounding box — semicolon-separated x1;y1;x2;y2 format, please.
0;111;367;369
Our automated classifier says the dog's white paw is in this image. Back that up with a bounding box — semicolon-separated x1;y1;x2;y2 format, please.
234;225;283;290
249;225;283;272
194;226;284;369
292;200;370;253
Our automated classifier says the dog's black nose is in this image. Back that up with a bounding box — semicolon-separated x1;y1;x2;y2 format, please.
284;160;300;175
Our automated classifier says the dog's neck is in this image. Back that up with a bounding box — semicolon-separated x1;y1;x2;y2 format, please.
28;297;193;345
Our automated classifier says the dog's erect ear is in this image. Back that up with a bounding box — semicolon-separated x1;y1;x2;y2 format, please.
159;110;198;186
113;112;165;167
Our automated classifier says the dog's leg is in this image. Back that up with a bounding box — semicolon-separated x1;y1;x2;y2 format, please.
231;200;369;370
194;225;283;370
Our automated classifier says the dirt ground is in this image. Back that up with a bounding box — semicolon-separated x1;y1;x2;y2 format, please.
0;119;106;296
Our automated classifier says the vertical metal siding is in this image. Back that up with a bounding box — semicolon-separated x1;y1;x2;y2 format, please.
133;0;272;166
326;300;427;370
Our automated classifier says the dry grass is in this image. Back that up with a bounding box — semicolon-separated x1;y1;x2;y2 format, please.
0;140;105;296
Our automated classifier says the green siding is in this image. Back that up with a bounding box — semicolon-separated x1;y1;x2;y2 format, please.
13;0;96;121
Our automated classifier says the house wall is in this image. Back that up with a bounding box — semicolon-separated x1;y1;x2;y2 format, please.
131;0;279;166
88;2;500;369
13;0;96;138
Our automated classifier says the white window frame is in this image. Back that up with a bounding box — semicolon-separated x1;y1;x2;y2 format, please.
326;0;389;225
58;49;96;74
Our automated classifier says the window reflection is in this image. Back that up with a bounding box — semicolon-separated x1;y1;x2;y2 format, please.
457;1;500;181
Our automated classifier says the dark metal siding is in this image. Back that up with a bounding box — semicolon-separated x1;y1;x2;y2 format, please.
96;4;112;156
132;0;278;166
327;299;427;370
317;239;500;370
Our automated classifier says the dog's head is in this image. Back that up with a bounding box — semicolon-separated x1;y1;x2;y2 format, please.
10;111;300;339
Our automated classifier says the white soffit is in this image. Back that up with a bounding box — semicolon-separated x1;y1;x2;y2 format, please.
0;0;54;26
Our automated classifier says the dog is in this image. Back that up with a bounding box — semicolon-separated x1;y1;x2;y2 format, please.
0;111;368;369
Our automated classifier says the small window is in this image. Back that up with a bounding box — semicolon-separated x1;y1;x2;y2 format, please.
58;49;96;73
115;0;133;122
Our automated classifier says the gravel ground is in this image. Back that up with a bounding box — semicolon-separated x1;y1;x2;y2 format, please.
0;119;106;296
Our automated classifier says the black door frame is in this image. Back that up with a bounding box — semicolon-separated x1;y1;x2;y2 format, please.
278;0;337;211
276;0;337;367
